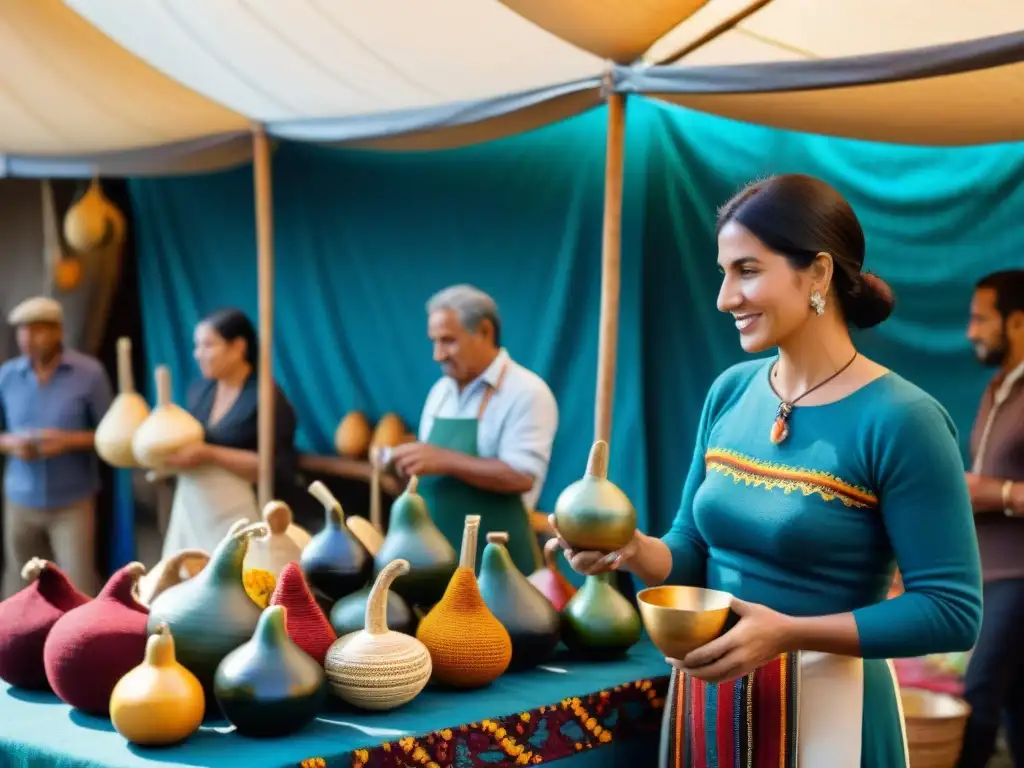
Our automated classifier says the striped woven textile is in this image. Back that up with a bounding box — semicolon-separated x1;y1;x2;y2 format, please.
661;653;800;768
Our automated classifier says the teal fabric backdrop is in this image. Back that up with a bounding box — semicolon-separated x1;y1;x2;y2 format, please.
129;98;1024;542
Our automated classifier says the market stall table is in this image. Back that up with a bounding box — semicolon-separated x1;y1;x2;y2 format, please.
0;639;669;767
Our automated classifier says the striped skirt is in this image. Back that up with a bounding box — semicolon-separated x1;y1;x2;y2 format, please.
660;653;800;768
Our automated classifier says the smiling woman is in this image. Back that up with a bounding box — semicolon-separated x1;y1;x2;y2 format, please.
549;174;983;767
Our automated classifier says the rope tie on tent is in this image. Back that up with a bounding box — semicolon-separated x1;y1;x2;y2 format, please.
601;64;615;100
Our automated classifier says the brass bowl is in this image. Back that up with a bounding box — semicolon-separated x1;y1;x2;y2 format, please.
637;585;733;660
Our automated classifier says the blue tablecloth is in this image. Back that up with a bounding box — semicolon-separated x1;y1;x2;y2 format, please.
0;640;670;767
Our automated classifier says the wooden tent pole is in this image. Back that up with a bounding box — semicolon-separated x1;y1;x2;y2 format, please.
594;87;627;446
252;124;275;508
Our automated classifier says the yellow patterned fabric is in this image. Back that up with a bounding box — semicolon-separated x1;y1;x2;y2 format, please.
705;448;878;509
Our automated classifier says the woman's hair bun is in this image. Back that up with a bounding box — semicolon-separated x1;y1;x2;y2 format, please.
841;271;894;330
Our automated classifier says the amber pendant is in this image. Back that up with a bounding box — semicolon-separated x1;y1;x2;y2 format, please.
770;402;793;445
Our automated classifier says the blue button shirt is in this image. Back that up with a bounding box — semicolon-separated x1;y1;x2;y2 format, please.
0;349;113;509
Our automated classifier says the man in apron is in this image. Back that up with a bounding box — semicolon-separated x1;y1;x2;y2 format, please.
960;269;1024;768
388;284;558;576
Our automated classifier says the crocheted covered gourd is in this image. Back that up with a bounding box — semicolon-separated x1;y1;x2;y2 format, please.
43;562;149;714
325;559;432;710
269;562;336;666
415;515;511;688
0;559;90;689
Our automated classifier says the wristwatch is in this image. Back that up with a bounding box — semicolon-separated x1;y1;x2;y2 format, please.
1003;480;1016;517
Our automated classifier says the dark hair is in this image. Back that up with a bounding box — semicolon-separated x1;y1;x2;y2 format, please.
977;270;1024;320
201;308;258;365
717;174;895;329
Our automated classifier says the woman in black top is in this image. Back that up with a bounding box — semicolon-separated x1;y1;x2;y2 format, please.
158;309;298;556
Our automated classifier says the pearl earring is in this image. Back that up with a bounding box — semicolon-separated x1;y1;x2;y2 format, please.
810;291;826;316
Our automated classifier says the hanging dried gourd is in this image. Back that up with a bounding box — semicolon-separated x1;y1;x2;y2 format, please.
64;177;120;254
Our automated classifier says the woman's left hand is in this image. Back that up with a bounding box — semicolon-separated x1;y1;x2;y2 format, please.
669;597;796;684
161;442;211;470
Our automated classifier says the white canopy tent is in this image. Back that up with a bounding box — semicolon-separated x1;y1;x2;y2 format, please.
32;0;1024;504
0;0;250;176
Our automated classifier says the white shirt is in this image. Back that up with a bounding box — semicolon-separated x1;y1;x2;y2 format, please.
418;348;559;511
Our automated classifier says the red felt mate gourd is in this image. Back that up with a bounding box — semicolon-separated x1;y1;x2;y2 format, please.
44;561;150;714
269;562;336;665
0;558;91;690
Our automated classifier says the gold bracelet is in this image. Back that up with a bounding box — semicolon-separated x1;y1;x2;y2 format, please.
1003;480;1016;517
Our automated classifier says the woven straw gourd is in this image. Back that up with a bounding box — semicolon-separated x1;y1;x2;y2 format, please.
415;515;511;688
324;559;431;710
900;687;970;768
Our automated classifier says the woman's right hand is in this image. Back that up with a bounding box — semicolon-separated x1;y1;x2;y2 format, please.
547;514;643;576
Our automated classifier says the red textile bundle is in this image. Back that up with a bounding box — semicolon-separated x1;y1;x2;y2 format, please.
43;562;149;714
269;562;337;665
0;559;90;690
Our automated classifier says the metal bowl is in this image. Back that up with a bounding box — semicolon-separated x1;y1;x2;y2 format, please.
637;585;733;659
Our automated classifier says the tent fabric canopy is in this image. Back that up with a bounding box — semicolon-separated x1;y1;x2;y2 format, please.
64;0;1024;155
0;0;1020;176
0;0;250;177
623;29;1024;146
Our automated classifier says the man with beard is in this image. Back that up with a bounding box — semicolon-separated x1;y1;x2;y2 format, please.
387;284;558;576
959;269;1024;768
0;297;112;598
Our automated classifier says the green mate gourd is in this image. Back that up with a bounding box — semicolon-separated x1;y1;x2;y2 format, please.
214;605;326;737
146;522;269;694
561;572;642;659
373;476;457;608
478;532;560;670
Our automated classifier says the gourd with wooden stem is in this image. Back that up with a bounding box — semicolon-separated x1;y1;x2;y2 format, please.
146;522;270;695
416;515;512;688
213;605;326;737
131;365;204;470
95;337;150;468
373;476;457;608
325;559;432;710
553;440;636;553
478;532;560;670
109;624;205;746
301;481;372;601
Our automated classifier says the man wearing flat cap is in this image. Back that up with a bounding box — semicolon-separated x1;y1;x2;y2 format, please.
0;297;113;597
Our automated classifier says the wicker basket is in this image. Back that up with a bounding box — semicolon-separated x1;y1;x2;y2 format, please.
900;687;971;768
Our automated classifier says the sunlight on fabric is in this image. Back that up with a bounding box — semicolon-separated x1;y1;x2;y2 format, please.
647;0;1024;64
0;0;245;159
64;0;606;121
498;0;711;63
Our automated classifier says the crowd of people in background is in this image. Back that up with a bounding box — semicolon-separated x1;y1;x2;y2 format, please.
0;252;1022;766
